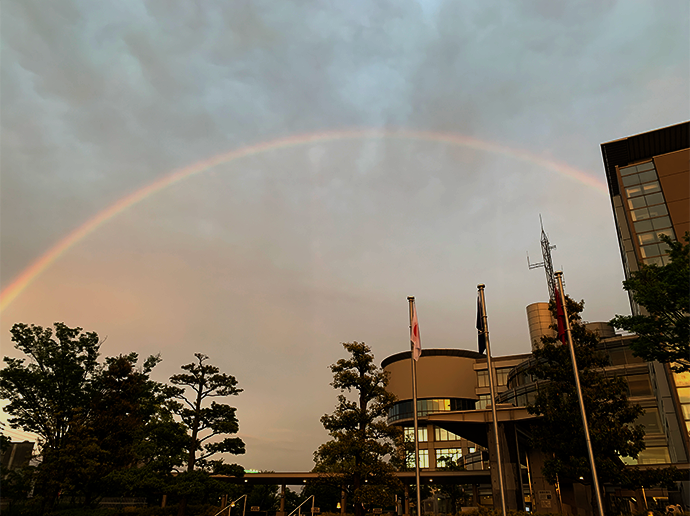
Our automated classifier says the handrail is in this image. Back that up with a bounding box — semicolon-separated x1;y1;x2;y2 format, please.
213;494;247;516
286;494;314;516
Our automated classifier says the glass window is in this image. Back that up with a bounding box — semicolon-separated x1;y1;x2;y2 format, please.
645;192;664;206
636;408;662;434
622;174;641;187
435;427;463;442
642;181;664;196
407;449;429;469
682;404;690;420
677;386;690;404
658;241;670;256
674;371;690;387
417;399;451;416
631;207;650;221
626;185;643;197
652;216;672;230
644;257;664;266
638;447;670;465
627;374;652;396
436;448;463;466
476;394;491;410
404;427;428;443
637;161;655;172
628;196;647;210
476;370;489;387
640;244;660;258
657;228;675;240
638;171;658;184
648;204;668;218
496;368;511;386
620;165;638;176
638;231;658;245
634;220;654;233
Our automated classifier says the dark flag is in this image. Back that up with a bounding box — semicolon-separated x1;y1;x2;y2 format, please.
477;295;487;354
555;287;567;344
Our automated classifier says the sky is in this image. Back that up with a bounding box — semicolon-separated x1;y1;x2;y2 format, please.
1;0;688;471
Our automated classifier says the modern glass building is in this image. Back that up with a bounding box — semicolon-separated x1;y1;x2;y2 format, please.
600;120;690;470
382;310;689;514
600;121;689;313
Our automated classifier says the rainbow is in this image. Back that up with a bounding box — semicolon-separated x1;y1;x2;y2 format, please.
0;128;607;312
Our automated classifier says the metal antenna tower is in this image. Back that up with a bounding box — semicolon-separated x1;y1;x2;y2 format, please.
527;215;557;300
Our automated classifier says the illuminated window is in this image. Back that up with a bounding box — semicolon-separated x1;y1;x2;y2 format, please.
476;394;491;410
477;370;489;387
406;449;429;469
436;448;463;466
622;447;671;465
477;368;511;387
404;427;428;442
435;427;463;441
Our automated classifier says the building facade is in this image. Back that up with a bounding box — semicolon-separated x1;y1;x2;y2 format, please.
382;313;689;514
600;121;689;311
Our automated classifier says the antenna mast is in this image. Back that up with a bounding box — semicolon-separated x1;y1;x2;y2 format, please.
527;215;557;300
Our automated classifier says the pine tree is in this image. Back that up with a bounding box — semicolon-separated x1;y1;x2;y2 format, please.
314;342;401;516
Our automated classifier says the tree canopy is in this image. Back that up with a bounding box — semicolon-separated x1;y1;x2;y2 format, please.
167;353;245;516
527;298;647;486
611;233;690;372
0;322;183;509
167;353;245;473
313;342;401;516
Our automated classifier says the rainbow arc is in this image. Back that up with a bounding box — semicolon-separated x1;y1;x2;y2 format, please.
0;128;606;312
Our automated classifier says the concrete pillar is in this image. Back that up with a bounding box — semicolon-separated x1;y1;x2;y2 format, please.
486;421;521;511
277;484;286;516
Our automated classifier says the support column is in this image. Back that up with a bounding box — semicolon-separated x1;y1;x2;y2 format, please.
487;421;521;511
277;484;286;516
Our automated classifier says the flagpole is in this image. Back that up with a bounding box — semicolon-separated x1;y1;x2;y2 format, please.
407;296;422;516
477;284;507;516
554;272;605;516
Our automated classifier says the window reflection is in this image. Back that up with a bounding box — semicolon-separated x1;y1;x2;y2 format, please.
436;448;463;466
404;426;428;442
406;449;429;469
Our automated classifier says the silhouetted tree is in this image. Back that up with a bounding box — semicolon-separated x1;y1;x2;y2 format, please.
314;342;401;516
168;353;245;515
528;297;646;485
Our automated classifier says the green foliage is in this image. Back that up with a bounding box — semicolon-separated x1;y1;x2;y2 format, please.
611;233;690;372
167;353;245;474
527;298;647;485
0;323;185;509
313;342;402;516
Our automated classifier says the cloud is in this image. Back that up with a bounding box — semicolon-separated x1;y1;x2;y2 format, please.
1;0;688;470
